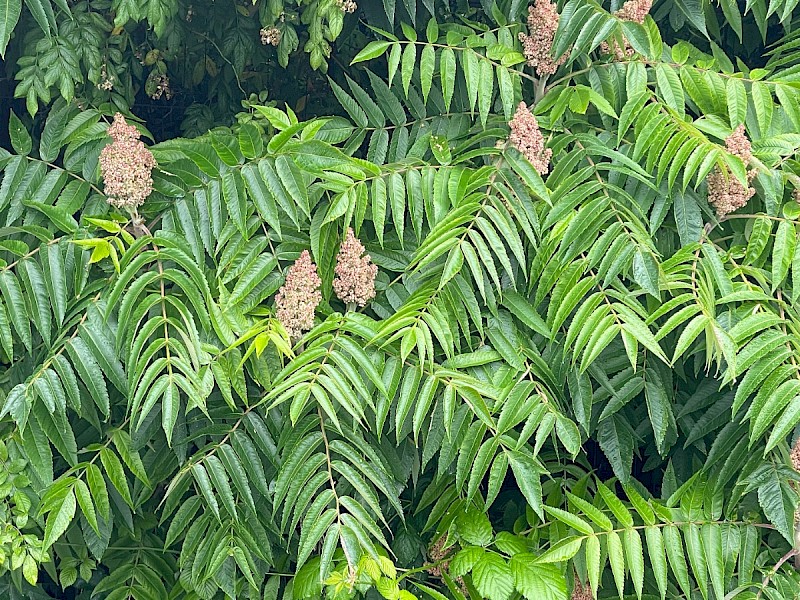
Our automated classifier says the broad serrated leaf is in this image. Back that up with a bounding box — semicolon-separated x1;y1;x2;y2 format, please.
43;487;76;549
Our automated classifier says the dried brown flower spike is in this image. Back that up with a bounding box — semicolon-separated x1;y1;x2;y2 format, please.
425;537;451;578
99;113;157;212
571;577;593;600
276;250;322;341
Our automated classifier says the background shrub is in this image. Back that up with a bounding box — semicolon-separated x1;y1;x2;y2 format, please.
1;0;800;598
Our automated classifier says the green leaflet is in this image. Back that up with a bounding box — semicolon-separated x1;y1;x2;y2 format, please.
0;0;21;57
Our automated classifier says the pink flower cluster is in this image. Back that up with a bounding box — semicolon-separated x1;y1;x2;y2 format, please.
707;125;757;218
518;0;565;77
509;102;552;175
725;123;753;164
276;250;322;341
601;0;653;59
792;438;800;472
616;0;653;23
333;228;378;307
260;26;281;46
99;114;156;211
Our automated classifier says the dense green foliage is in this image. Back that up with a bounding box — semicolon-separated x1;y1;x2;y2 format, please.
2;0;800;599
